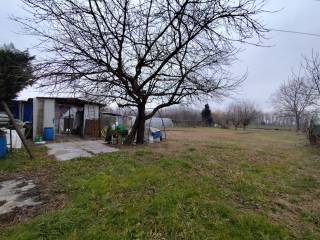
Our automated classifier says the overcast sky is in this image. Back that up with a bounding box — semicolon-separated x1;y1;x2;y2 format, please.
1;0;320;111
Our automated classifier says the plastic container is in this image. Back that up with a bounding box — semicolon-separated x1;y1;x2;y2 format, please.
4;130;22;149
34;136;43;143
0;133;7;159
43;127;54;141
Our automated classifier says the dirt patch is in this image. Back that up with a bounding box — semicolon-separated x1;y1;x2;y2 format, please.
0;165;67;228
0;201;5;207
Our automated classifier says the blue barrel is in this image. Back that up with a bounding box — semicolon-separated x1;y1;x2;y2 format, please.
43;127;54;141
0;134;7;159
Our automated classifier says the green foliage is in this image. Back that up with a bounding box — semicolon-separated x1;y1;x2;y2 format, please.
0;43;34;101
0;146;49;173
201;103;213;125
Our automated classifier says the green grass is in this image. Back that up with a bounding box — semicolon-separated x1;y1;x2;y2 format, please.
0;146;50;173
1;128;320;239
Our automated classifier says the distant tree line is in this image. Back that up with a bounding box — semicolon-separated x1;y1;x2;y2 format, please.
160;101;261;129
159;106;202;127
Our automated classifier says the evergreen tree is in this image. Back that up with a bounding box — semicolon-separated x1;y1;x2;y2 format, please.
0;43;35;159
201;104;213;126
0;43;34;101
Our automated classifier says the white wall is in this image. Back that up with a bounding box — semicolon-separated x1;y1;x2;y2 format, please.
43;99;55;128
84;104;99;120
32;98;38;139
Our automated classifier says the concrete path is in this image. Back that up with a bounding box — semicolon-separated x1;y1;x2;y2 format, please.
0;179;41;215
46;140;119;161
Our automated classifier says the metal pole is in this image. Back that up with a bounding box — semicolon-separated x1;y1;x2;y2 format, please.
158;110;167;141
9;128;12;151
68;106;70;136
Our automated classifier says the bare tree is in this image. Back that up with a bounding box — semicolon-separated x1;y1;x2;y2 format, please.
212;111;229;128
226;103;242;129
239;100;259;129
304;51;320;101
272;72;315;131
18;0;267;144
226;100;259;129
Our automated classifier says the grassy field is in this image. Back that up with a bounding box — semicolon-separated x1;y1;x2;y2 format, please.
0;128;320;239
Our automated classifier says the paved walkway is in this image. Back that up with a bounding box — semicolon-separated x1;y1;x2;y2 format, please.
46;140;119;161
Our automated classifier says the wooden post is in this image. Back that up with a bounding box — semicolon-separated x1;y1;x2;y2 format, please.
1;100;34;159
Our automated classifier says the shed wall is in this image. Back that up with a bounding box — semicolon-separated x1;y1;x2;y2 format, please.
84;104;99;120
32;98;39;139
43;99;55;128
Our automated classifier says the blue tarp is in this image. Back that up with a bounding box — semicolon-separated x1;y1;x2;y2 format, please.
8;100;33;122
23;102;33;122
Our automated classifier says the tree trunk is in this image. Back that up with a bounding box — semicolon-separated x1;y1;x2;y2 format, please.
295;115;300;131
135;105;146;144
308;128;317;145
1;100;34;159
124;105;146;145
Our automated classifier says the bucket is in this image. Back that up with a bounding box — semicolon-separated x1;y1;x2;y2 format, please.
34;136;43;143
0;134;7;159
43;127;54;141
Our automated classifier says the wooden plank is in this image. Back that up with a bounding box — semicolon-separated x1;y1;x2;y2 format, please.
84;119;100;138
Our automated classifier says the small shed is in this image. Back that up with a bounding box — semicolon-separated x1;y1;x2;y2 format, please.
33;97;103;140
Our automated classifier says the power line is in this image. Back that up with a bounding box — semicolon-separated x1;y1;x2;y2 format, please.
270;28;320;38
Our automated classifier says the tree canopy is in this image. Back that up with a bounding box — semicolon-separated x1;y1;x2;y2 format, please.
0;44;34;101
